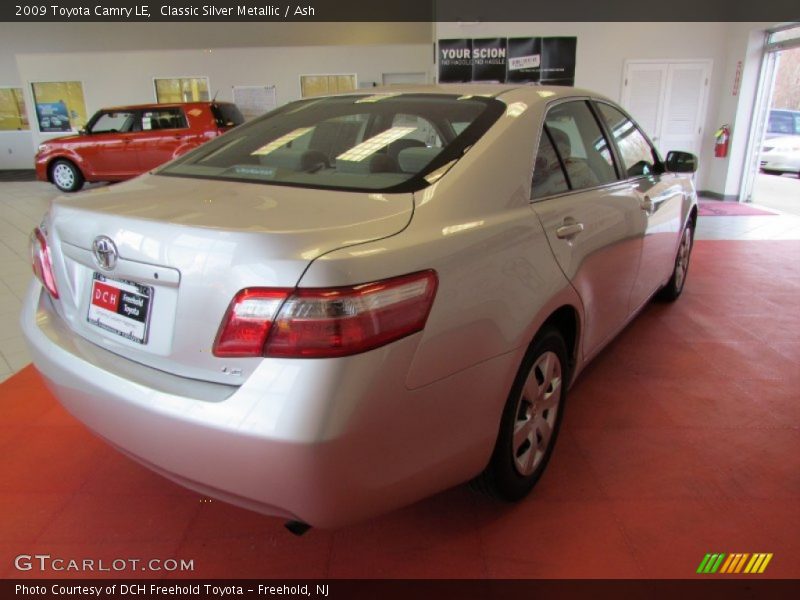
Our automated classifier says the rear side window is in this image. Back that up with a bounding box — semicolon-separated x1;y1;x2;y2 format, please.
531;129;569;199
159;93;505;193
595;103;659;178
142;108;187;131
767;110;800;135
211;103;245;127
543;101;618;191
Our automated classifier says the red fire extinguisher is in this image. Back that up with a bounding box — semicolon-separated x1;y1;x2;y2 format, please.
714;125;730;158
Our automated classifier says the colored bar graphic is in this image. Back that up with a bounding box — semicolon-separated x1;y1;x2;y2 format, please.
744;554;762;573
734;553;749;573
696;554;712;574
720;554;735;573
710;553;725;573
700;552;773;574
758;553;773;573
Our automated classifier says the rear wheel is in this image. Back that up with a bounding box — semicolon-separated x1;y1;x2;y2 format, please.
658;221;693;302
473;327;568;501
50;159;84;192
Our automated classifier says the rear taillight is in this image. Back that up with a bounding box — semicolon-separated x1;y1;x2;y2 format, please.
30;227;59;299
213;270;438;358
213;289;291;357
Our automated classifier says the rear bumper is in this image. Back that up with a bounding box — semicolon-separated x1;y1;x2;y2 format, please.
21;281;516;527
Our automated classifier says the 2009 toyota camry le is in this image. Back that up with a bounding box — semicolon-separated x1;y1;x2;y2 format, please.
22;85;698;530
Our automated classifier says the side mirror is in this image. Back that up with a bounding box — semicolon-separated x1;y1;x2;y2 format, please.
665;150;698;173
78;128;88;135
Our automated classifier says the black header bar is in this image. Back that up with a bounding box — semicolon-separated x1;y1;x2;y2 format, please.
1;0;799;22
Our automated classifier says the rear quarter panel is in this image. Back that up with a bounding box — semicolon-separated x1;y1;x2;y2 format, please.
298;95;582;390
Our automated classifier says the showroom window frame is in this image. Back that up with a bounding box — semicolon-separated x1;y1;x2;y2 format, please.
0;86;30;132
153;76;211;104
739;22;800;203
298;73;358;98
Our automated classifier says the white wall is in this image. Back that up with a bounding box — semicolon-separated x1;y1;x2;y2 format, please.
9;43;432;167
435;21;774;194
0;21;433;169
704;23;773;198
2;20;778;198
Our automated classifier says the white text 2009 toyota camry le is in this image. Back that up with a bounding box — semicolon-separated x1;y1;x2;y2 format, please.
23;85;697;530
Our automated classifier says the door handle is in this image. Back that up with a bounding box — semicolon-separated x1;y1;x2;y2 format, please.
556;221;585;239
640;195;654;213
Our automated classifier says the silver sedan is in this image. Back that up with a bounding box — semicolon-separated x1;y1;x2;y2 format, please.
760;135;800;177
22;85;698;529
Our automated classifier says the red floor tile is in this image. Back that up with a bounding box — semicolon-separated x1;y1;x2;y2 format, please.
34;493;202;544
567;374;679;431
571;427;746;500
328;488;487;578
691;340;799;384
638;373;786;430
479;499;642;578
0;240;798;579
174;536;333;579
0;492;72;542
0;426;106;494
609;498;788;578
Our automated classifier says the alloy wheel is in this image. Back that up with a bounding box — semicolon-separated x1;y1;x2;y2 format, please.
53;163;75;189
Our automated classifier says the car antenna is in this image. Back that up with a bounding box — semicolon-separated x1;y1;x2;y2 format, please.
211;90;219;105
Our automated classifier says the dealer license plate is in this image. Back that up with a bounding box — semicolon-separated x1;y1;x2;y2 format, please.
87;273;153;344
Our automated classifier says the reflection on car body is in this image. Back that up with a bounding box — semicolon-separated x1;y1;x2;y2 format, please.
22;85;698;530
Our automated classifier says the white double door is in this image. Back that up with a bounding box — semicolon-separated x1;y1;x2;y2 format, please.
621;60;712;158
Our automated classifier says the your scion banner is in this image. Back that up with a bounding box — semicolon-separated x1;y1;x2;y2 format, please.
438;37;577;85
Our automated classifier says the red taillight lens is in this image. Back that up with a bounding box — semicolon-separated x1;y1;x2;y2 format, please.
213;289;291;357
30;227;59;299
212;270;438;359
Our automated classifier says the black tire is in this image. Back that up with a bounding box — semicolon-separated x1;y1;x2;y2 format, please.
657;221;694;302
472;326;569;501
50;159;84;192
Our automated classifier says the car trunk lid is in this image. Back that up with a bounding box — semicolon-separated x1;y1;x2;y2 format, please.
45;173;413;385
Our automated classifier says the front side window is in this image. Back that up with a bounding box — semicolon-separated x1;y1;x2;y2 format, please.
159;93;505;193
596;103;658;178
89;111;136;134
543;101;618;191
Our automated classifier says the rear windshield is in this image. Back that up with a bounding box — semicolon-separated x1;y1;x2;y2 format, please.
159;93;505;193
211;103;245;128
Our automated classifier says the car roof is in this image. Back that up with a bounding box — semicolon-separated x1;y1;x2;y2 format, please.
324;83;612;104
99;101;233;111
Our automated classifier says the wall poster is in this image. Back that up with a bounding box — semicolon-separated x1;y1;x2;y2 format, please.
438;37;577;86
30;81;88;133
232;85;277;120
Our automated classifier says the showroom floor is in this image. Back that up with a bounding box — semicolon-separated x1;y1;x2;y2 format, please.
0;180;798;578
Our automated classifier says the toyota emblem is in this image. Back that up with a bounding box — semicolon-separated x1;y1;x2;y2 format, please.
92;236;118;271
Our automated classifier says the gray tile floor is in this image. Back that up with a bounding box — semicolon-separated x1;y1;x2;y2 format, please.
1;178;799;383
